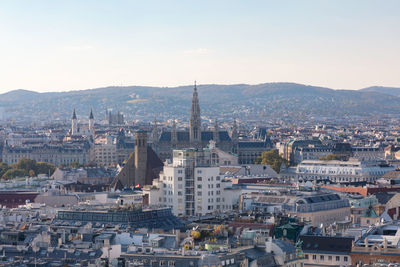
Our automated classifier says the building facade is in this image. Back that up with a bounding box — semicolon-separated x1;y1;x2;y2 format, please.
296;159;394;184
143;148;240;217
153;84;272;163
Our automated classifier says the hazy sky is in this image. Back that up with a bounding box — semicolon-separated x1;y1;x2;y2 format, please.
0;0;399;93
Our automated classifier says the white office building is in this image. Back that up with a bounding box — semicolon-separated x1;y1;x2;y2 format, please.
296;158;395;184
143;148;240;216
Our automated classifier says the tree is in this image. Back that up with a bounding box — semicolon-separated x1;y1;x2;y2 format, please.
255;149;288;173
35;162;55;176
15;158;36;174
0;162;11;178
2;169;26;180
319;154;340;161
69;161;82;168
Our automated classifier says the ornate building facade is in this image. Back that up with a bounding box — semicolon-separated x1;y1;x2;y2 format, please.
152;84;272;163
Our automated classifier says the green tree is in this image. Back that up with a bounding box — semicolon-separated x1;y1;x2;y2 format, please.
0;162;11;177
255;150;288;173
319;154;340;161
14;158;36;174
69;161;82;168
2;169;26;180
35;162;55;176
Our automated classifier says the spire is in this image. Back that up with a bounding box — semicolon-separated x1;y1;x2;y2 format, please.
213;119;219;143
152;118;159;145
232;119;238;142
189;82;201;146
172;119;177;144
89;108;94;119
72;109;77;120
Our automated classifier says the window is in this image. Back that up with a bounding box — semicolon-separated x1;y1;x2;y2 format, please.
197;170;202;174
305;254;309;259
320;255;324;261
178;177;183;181
178;170;183;174
312;255;316;260
344;256;348;262
197;185;202;189
197;177;202;181
336;256;340;261
328;256;332;261
197;192;202;196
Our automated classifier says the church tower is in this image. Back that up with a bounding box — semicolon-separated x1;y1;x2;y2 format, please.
89;108;95;136
171;119;178;147
134;130;148;187
213;119;219;144
189;82;201;147
151;118;159;152
231;119;239;153
71;109;78;135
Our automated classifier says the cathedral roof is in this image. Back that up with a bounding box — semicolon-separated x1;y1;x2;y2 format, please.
113;146;163;188
159;130;232;142
238;141;271;148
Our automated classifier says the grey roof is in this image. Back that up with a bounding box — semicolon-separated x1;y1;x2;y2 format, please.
300;235;353;253
238;141;271;148
304;194;340;204
242;247;278;267
159;130;232;142
198;254;222;266
273;239;296;254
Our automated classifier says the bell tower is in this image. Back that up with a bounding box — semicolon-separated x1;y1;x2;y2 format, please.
134;130;148;186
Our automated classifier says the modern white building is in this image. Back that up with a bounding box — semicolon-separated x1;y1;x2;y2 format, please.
143;148;240;217
296;158;395;184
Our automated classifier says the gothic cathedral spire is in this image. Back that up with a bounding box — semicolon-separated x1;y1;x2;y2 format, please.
189;82;201;147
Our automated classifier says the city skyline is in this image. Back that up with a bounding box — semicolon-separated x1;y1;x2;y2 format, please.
1;0;399;93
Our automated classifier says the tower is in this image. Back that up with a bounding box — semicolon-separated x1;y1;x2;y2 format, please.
89;108;94;136
189;82;201;147
134;130;148;187
231;119;238;142
231;119;239;153
151;118;159;151
71;109;78;135
171;119;178;147
213;119;219;144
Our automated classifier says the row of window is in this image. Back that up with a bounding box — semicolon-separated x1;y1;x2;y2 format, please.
305;254;348;262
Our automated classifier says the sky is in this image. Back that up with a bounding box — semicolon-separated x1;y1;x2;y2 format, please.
0;0;399;93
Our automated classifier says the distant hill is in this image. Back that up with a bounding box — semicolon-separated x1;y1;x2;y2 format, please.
360;86;400;97
1;83;400;122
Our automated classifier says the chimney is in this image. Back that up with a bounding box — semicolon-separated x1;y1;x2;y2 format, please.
265;237;273;253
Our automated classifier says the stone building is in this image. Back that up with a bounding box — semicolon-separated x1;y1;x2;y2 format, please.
153;84;272;163
351;223;400;266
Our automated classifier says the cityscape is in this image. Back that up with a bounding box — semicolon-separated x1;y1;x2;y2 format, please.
1;1;400;267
